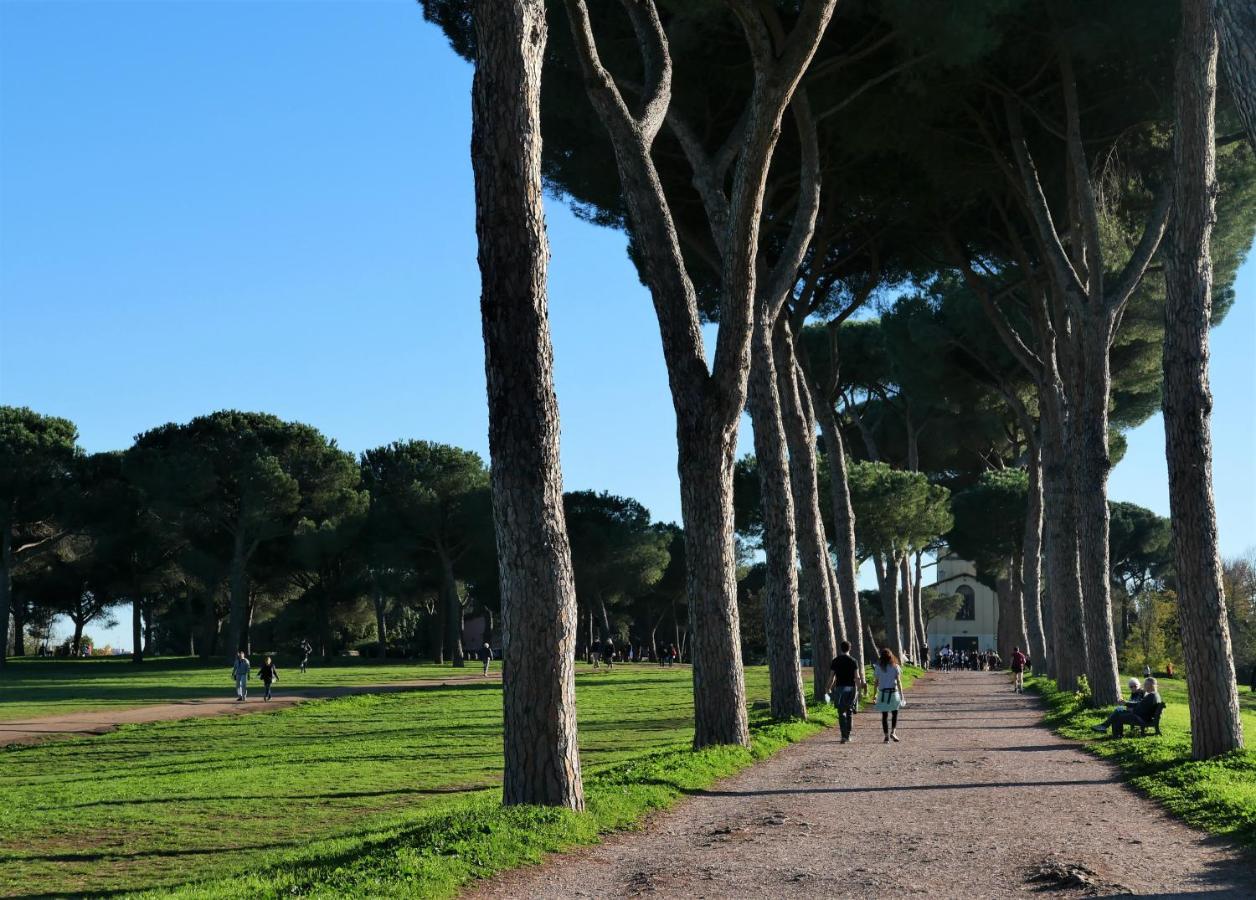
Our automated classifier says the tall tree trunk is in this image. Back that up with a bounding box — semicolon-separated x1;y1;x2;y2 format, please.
1217;0;1256;149
132;596;144;664
144;597;155;656
996;568;1015;661
678;429;751;745
1040;392;1087;691
224;529;248;657
471;0;584;809
898;555;916;662
875;553;903;661
72;616;84;657
439;551;465;667
11;591;26;657
813;395;863;670
597;596;612;641
0;527;10;668
1022;440;1050;673
199;590;217;661
1012;551;1029;655
373;589;388;653
913;549;927;662
1074;323;1122;707
746;326;807;721
776;323;836;702
1166;0;1245;759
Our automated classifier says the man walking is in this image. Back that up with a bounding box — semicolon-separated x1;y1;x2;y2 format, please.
826;640;865;743
231;650;251;702
481;640;493;676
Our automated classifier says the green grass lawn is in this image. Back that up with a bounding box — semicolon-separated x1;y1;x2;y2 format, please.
1030;672;1256;849
0;663;920;898
0;656;483;719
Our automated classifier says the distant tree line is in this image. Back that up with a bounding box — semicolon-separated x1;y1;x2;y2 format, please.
0;407;691;666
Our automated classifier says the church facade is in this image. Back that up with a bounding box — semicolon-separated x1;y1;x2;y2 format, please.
925;555;999;654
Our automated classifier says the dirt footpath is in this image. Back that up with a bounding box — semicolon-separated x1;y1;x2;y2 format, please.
0;674;499;747
468;671;1254;898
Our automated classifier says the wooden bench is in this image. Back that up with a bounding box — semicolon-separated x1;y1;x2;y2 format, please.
1131;702;1166;737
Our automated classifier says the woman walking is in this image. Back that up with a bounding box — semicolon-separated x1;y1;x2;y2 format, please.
873;647;904;743
258;656;279;701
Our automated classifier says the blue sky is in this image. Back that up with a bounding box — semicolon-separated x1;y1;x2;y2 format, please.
2;1;1253;648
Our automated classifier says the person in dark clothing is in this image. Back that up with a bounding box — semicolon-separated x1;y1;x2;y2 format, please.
1010;647;1028;693
258;656;279;701
1092;677;1162;736
825;641;865;743
1250;665;1256;693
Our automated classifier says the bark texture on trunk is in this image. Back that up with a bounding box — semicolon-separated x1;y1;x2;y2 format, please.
1217;0;1256;149
373;589;388;652
439;551;466;667
875;554;903;661
813;395;863;669
1022;441;1050;673
746;325;807;721
1040;394;1087;691
472;0;584;809
1075;321;1122;707
224;530;248;658
0;528;10;667
776;324;836;701
132;597;144;664
898;555;916;662
1165;0;1244;759
679;434;751;746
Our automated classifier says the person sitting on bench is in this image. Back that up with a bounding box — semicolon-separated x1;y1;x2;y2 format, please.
1092;677;1162;736
1126;678;1145;701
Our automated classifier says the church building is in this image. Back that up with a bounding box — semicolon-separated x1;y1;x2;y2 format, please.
925;554;999;655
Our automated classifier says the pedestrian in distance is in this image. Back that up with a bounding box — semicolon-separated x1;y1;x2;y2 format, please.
1010;646;1027;693
481;641;492;676
1251;665;1256;693
231;650;251;702
825;640;864;743
299;639;312;674
873;647;905;743
258;656;279;701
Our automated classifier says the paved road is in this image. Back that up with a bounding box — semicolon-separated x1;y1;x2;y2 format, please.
468;671;1254;898
0;674;499;747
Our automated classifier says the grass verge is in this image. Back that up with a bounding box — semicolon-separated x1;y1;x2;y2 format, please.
0;656;485;719
1028;674;1256;849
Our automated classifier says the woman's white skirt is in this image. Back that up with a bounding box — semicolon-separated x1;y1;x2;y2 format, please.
874;688;904;712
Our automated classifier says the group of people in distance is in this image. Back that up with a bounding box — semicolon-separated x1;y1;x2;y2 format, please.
935;646;1006;672
583;640;681;669
825;643;905;744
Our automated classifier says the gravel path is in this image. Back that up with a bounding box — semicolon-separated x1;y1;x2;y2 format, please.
0;674;499;747
468;671;1254;898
